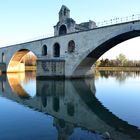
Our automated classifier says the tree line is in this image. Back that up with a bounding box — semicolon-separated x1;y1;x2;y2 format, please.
96;54;140;67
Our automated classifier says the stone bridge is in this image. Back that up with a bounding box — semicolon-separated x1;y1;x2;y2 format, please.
0;74;140;140
0;5;140;78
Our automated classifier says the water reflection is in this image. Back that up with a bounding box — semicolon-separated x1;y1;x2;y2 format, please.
96;70;140;83
0;72;140;140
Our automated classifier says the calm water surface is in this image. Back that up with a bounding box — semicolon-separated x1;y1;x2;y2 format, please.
0;71;140;140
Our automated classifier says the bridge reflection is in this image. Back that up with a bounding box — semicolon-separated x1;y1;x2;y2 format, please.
0;73;140;140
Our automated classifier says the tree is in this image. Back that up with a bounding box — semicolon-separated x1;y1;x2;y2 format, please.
96;60;101;67
116;54;127;66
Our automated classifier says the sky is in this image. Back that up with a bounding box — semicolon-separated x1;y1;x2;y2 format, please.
0;0;140;60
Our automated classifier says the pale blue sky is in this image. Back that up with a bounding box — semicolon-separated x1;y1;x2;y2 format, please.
0;0;140;59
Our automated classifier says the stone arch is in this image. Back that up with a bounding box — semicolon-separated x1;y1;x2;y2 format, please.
7;49;37;72
68;40;75;53
72;79;140;138
53;43;60;57
59;25;67;35
73;30;140;77
42;45;47;56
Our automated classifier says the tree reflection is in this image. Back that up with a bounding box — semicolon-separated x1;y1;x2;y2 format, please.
96;70;140;83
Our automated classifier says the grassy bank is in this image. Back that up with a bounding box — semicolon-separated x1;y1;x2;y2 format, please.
96;67;140;71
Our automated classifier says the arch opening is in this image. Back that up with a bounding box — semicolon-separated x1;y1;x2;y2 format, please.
7;49;37;73
73;30;140;76
53;43;60;57
59;25;67;35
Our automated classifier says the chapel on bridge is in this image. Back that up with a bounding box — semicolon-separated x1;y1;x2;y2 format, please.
54;5;97;36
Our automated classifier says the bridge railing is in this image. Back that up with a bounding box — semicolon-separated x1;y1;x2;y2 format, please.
96;14;140;27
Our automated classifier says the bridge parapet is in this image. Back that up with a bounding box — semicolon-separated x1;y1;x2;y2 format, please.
97;14;140;27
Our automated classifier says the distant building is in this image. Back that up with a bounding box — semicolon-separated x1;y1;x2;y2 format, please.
54;5;97;36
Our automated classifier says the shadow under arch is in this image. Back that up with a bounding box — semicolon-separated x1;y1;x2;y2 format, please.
7;49;37;73
72;79;140;139
73;30;140;76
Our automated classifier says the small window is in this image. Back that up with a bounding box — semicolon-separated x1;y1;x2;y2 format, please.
68;40;75;53
64;8;66;16
42;45;47;56
2;52;5;63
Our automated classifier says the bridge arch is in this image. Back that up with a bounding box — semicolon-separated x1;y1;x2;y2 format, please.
73;30;140;76
88;30;140;62
7;49;37;72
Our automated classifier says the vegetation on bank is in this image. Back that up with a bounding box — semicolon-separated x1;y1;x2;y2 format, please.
96;54;140;68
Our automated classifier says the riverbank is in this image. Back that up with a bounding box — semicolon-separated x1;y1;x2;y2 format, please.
96;67;140;71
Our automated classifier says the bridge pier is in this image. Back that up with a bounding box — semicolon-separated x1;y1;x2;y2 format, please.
36;58;95;79
36;58;65;78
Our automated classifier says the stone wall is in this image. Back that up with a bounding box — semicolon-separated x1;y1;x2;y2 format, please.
37;59;65;78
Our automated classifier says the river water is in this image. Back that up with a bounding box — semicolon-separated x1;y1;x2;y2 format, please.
0;71;140;140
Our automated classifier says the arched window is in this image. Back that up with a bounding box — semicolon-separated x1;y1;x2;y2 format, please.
67;103;75;116
53;97;60;112
2;52;5;63
53;43;60;57
68;40;75;53
42;45;47;56
59;25;67;35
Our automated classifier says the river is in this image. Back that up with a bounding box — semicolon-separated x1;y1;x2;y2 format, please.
0;71;140;140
